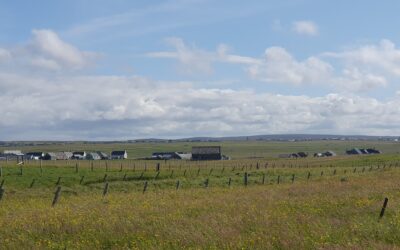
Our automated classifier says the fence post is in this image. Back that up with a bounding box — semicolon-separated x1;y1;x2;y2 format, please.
0;179;4;189
103;182;109;197
30;178;36;188
176;180;180;190
120;163;123;172
244;172;248;186
183;169;187;177
277;175;280;184
91;161;94;172
75;163;79;173
228;177;232;187
262;173;265;184
0;166;2;177
56;177;61;186
79;176;85;185
143;181;148;193
52;186;62;207
123;173;127;181
197;168;200;176
291;174;295;183
307;172;311;180
0;187;4;201
154;171;160;180
103;174;107;182
204;178;209;188
156;163;160;172
379;198;389;219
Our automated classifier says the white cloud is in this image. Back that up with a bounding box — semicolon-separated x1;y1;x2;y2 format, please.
292;20;318;36
1;71;400;140
248;46;333;85
148;37;214;74
0;29;97;72
148;38;394;92
324;39;400;76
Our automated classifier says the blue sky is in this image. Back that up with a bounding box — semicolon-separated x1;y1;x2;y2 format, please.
1;0;400;140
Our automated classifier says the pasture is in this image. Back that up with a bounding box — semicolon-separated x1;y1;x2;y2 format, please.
1;141;400;249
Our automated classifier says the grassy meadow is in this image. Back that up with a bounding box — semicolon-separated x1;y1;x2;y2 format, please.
1;142;400;249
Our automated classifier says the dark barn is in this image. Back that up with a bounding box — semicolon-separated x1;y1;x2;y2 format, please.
192;146;222;161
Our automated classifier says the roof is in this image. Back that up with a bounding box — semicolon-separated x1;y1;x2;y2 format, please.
192;146;221;155
26;152;44;156
111;150;127;155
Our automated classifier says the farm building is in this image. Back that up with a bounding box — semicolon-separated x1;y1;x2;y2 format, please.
72;152;87;160
2;150;24;161
26;152;45;160
279;152;308;158
97;152;109;160
43;152;57;160
346;148;363;155
192;146;221;161
111;150;128;159
346;148;381;155
314;151;337;157
55;152;73;160
151;152;192;160
86;152;101;160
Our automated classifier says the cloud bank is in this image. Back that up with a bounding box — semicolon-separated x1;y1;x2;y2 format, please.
1;30;400;140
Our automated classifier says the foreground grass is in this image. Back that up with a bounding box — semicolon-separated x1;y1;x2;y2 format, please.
1;166;400;249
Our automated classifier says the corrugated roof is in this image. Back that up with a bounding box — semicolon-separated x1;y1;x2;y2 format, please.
192;146;221;154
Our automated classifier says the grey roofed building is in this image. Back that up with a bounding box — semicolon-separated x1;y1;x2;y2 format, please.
346;148;363;155
97;152;109;160
72;151;86;160
55;152;73;160
86;152;101;160
111;150;128;159
43;152;57;160
26;152;45;160
192;146;222;161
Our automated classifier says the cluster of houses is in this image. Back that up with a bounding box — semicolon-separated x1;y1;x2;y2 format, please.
279;148;381;158
0;150;128;161
0;146;227;161
150;146;228;160
345;148;381;155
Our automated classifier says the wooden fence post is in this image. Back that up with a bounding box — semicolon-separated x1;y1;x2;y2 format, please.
30;178;36;188
0;179;4;189
91;161;94;172
156;163;160;172
244;172;248;186
79;176;85;185
307;172;311;180
262;173;265;184
204;178;209;188
123;173;127;181
52;186;62;207
56;177;61;186
143;181;148;193
170;170;174;178
277;175;280;184
103;174;107;182
75;163;79;173
228;177;232;187
379;197;389;219
291;174;295;183
103;182;109;197
176;180;180;190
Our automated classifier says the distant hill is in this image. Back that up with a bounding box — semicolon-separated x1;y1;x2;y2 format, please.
1;134;398;147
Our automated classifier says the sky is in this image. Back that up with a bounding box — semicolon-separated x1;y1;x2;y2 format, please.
1;0;400;140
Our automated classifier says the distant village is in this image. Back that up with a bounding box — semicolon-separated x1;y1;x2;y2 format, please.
0;146;230;161
279;148;381;158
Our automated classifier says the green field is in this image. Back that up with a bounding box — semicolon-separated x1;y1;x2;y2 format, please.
1;142;400;249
